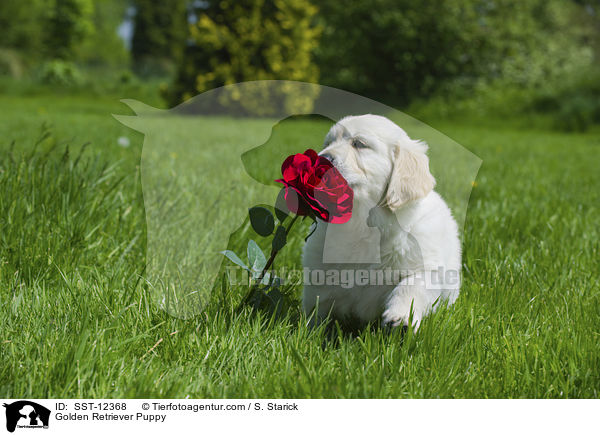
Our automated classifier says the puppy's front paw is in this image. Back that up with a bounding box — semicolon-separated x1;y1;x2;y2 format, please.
381;299;423;331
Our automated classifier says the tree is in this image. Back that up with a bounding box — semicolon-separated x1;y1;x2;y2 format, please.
45;0;95;60
473;0;595;89
131;0;189;75
77;0;129;66
315;0;483;103
315;0;596;104
167;0;321;114
0;0;46;57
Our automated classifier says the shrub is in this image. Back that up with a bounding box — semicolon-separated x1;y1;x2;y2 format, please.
37;60;84;87
555;96;597;132
547;69;600;132
316;0;595;105
168;0;321;115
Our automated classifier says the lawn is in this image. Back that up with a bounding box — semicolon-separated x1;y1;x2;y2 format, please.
0;92;599;398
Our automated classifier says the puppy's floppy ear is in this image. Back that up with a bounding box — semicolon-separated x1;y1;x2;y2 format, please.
386;141;435;210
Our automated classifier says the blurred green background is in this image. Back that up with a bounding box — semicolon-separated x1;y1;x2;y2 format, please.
1;0;600;399
2;0;600;130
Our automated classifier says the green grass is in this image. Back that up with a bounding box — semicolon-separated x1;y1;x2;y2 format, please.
0;92;599;398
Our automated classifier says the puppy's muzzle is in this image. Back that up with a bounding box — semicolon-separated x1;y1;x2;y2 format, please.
320;152;336;165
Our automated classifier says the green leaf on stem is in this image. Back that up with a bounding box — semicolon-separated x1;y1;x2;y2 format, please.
247;239;267;273
220;250;250;271
249;206;275;236
274;189;289;223
272;225;287;251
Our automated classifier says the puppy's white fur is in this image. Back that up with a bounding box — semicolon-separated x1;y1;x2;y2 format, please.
302;115;461;329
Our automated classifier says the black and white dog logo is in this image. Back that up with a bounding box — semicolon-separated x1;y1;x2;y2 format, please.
3;401;50;433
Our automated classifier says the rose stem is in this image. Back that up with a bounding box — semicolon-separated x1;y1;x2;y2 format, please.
256;213;300;283
237;214;302;312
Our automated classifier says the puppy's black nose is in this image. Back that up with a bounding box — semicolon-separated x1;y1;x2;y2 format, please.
320;153;335;164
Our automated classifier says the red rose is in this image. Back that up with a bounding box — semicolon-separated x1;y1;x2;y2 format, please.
275;149;353;224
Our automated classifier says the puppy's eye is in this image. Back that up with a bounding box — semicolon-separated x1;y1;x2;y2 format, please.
352;138;368;149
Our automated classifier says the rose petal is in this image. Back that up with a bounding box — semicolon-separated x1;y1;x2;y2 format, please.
275;149;354;223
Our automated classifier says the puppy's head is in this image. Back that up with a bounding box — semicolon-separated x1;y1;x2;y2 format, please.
321;115;435;211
